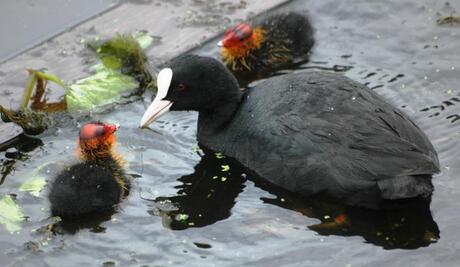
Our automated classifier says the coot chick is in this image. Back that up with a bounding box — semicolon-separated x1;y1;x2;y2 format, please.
140;55;439;209
49;122;129;216
218;12;314;73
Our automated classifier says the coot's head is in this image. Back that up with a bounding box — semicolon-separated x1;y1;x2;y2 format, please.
218;23;265;59
140;55;241;128
78;122;119;158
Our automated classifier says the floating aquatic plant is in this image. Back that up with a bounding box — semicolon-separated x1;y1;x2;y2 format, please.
0;69;64;135
88;32;155;93
66;65;139;112
1;66;138;134
19;176;47;197
0;105;50;135
21;69;66;111
1;32;156;137
68;32;156;109
0;195;25;233
27;69;67;113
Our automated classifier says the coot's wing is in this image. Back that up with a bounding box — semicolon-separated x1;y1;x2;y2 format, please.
235;71;438;205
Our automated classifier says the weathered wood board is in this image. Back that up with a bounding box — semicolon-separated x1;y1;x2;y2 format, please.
0;0;289;144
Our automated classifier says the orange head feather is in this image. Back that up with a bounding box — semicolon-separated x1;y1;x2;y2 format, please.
77;122;119;160
219;23;265;61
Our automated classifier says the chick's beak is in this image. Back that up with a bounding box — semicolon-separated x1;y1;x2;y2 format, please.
217;40;224;47
112;123;120;132
139;68;173;128
104;123;119;135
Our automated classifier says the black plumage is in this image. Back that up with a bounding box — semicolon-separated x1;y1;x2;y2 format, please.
219;12;314;73
141;55;439;208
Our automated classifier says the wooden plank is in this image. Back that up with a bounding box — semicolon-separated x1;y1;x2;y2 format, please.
0;0;288;144
0;0;288;108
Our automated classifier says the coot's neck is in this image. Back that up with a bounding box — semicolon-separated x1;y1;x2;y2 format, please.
197;91;243;137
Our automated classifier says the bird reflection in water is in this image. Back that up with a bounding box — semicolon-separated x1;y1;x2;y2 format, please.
260;183;440;250
153;146;246;230
49;210;115;235
152;145;439;249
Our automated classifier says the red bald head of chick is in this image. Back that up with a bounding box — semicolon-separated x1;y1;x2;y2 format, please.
78;122;119;161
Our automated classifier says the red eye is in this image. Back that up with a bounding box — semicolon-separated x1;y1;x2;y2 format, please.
176;83;186;92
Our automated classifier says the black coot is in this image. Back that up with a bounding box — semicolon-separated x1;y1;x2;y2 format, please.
140;55;439;208
218;12;314;73
48;122;129;216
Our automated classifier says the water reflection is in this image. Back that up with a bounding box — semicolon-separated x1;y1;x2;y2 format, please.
154;146;246;230
0;135;43;185
154;145;439;249
258;183;440;250
50;210;115;235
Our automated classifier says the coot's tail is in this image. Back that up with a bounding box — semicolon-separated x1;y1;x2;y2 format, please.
378;175;434;200
345;175;434;209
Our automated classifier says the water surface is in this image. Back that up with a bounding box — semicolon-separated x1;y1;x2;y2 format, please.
1;0;460;266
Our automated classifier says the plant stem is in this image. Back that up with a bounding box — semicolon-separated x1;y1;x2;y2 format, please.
20;70;37;111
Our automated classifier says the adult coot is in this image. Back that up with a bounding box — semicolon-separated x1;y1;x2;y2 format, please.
218;12;314;73
139;55;439;208
49;122;129;216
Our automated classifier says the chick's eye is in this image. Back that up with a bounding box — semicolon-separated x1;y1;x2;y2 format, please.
176;83;186;92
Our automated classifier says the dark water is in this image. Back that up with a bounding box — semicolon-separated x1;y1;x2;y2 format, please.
1;0;460;266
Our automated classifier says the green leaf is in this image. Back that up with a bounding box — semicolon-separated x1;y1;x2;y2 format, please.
100;56;122;70
19;176;47;197
65;65;139;111
87;32;154;94
90;34;147;72
21;69;66;110
31;70;65;87
133;32;154;50
0;195;25;233
21;73;38;110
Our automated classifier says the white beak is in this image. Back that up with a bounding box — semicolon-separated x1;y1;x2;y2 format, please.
217;40;223;47
139;68;173;128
